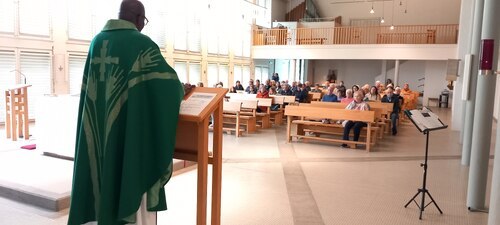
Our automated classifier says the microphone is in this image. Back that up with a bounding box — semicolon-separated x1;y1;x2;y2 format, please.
9;69;27;84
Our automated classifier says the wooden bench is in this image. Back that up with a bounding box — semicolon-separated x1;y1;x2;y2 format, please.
225;99;257;133
270;96;284;125
308;101;386;138
307;92;322;102
285;105;376;152
256;98;272;129
222;101;245;137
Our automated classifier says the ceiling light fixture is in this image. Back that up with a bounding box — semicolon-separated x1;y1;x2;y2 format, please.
370;1;375;14
381;1;385;23
391;0;395;30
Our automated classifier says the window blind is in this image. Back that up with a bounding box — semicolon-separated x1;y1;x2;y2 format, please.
242;65;250;85
207;64;218;87
187;6;201;52
255;67;262;82
262;67;269;81
174;62;188;84
219;64;229;88
234;65;242;85
67;0;93;40
0;51;16;123
188;63;201;85
19;0;50;36
0;0;15;33
68;55;86;95
20;51;52;119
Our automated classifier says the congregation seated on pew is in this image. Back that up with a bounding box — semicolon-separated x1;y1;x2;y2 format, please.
342;91;371;148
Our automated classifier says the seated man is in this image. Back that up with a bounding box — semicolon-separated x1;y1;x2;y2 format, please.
381;86;401;135
310;84;322;93
278;84;293;96
342;91;370;148
321;85;338;102
234;80;244;91
245;79;257;94
294;83;309;103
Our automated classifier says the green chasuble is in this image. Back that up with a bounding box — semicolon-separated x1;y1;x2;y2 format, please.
68;20;183;225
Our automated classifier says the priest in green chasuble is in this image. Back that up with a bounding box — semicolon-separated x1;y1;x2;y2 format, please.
68;1;184;224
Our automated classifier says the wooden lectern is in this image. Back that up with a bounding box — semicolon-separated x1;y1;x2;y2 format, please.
174;87;227;225
4;84;32;141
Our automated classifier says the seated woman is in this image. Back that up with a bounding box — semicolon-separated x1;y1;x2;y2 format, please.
341;89;354;104
269;86;277;95
342;91;371;148
364;86;379;101
229;86;237;93
256;85;269;112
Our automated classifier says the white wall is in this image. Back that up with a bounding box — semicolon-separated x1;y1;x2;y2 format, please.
299;21;336;28
271;0;287;23
311;60;382;86
316;0;460;26
253;44;458;60
424;61;448;107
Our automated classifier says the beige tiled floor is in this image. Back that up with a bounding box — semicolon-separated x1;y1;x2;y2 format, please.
0;107;495;225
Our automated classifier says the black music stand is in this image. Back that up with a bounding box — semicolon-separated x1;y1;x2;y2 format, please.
403;107;447;219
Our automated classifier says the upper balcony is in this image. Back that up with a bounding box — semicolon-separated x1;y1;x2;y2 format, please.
252;24;459;60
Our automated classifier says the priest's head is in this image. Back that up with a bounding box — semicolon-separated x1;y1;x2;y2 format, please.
119;0;148;32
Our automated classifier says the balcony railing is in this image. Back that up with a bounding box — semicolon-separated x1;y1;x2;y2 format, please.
253;24;459;46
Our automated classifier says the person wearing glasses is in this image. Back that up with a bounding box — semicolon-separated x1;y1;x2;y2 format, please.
68;1;187;225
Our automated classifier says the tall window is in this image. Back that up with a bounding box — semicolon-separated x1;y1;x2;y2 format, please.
255;67;262;82
234;65;243;85
19;0;51;36
189;63;202;85
0;51;16;123
207;63;218;87
174;62;188;84
243;65;251;85
142;1;168;48
172;0;201;52
20;51;52;119
67;0;121;41
206;0;228;55
68;55;87;95
0;0;15;33
219;64;229;88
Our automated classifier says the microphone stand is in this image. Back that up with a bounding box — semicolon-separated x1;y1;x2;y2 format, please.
9;69;27;84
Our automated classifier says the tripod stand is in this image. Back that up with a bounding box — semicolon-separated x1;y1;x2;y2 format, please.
404;130;443;219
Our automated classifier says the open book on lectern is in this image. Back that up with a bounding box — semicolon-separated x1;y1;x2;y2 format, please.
404;107;448;133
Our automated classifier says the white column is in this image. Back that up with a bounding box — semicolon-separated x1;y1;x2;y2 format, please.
394;60;400;86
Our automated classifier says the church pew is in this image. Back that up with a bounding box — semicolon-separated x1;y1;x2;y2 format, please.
222;101;244;137
285;105;377;152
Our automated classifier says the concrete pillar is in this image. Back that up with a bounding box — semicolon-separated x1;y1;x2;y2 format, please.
462;0;484;166
381;60;387;83
394;60;400;86
490;110;500;224
467;0;499;210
